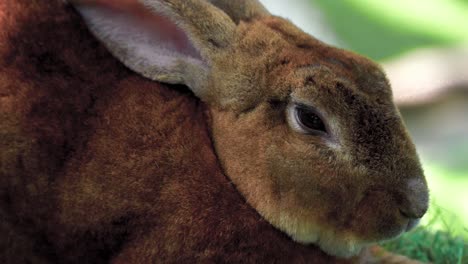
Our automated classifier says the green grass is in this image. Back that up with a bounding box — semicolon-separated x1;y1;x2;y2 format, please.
382;228;467;264
381;162;468;263
382;204;468;263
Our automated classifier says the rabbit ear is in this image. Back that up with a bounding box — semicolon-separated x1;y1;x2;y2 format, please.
208;0;270;24
70;0;236;97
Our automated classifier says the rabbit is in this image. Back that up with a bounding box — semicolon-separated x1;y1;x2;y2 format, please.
0;0;428;263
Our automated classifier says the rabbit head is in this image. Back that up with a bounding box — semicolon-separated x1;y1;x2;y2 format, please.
70;0;429;258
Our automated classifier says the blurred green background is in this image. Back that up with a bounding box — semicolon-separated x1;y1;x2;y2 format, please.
314;0;468;61
263;0;468;253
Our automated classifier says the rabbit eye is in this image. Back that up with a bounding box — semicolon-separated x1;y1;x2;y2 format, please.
288;104;328;135
296;107;327;133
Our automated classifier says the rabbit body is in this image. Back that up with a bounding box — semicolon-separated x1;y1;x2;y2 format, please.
0;1;427;263
0;1;351;262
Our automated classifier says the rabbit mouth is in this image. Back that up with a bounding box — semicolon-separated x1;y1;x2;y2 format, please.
406;218;421;231
266;212;369;258
270;211;420;258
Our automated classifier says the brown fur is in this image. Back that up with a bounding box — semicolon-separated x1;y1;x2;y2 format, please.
208;16;427;254
0;0;427;263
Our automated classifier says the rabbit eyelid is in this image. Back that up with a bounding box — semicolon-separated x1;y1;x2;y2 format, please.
287;102;331;137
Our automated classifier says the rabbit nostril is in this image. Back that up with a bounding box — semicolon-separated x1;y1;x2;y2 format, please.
399;207;425;219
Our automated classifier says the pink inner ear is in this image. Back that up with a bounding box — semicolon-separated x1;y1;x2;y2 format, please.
81;0;200;57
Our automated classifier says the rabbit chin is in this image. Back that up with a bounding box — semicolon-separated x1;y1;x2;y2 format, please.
270;214;371;258
291;227;369;258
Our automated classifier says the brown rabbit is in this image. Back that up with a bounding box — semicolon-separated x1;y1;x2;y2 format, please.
0;0;428;263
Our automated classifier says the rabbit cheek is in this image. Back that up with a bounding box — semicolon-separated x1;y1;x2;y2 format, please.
347;190;407;241
209;106;369;257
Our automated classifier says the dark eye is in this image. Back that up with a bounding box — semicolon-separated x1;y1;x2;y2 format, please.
294;106;327;134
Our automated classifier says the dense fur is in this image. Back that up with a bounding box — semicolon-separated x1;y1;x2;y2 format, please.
208;17;428;256
0;0;427;263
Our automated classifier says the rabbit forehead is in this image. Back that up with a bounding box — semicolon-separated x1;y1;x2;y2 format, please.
207;16;391;111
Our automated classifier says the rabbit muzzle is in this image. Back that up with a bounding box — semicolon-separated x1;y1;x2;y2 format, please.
399;178;429;219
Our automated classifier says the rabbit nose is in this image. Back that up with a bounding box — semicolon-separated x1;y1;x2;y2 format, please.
399;205;427;219
399;178;429;219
